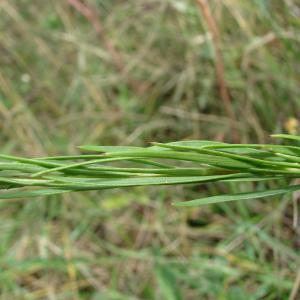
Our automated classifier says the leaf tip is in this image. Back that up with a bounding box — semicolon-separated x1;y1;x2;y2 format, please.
172;201;190;207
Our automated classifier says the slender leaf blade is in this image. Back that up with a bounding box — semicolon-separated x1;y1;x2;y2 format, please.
174;185;300;207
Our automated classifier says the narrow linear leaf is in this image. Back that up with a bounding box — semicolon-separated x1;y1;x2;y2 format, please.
48;173;247;189
271;134;300;142
174;185;300;207
78;145;142;152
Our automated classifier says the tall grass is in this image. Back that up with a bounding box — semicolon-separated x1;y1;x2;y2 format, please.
1;1;300;298
1;134;299;206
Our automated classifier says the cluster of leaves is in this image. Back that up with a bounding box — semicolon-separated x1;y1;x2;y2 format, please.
0;134;300;206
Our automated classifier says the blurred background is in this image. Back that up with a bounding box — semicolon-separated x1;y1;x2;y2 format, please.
0;0;300;299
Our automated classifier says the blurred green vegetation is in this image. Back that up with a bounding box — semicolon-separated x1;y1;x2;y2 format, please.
0;0;300;299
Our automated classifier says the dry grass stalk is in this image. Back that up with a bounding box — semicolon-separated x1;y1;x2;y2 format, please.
196;0;239;141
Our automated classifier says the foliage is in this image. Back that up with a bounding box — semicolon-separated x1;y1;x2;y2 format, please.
1;134;300;206
1;0;300;299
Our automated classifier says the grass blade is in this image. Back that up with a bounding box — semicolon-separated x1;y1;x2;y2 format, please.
174;185;300;206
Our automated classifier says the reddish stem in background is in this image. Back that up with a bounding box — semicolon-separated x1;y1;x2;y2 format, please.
196;0;239;142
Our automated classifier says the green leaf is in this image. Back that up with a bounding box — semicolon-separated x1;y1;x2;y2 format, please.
0;177;53;186
152;142;300;169
48;173;247;189
201;143;300;156
271;134;300;141
1;138;300;203
78;145;142;152
167;140;225;147
109;149;254;169
174;184;300;207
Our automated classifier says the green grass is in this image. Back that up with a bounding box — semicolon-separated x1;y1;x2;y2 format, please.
0;0;300;299
1;135;300;207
